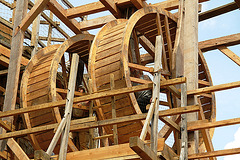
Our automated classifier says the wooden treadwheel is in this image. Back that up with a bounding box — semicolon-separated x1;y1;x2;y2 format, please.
89;6;216;148
20;34;94;153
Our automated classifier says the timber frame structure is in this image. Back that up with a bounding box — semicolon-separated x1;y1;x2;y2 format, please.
0;0;239;159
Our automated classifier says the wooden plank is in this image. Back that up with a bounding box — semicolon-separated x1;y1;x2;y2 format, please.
52;138;165;160
66;1;106;19
199;33;240;52
188;148;240;159
48;0;81;34
0;117;96;140
0;120;12;131
7;138;29;160
100;0;121;18
198;79;210;86
0;81;187;119
0;45;29;66
139;36;155;57
188;81;240;95
79;15;115;31
130;77;152;84
199;2;238;22
16;0;49;32
56;88;85;96
128;63;154;73
94;134;113;140
0;106;199;141
218;45;240;66
129;137;161;160
0;151;9;160
188;117;240;131
160;117;180;132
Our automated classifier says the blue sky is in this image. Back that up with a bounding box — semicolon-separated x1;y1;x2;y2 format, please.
199;1;240;159
69;0;240;159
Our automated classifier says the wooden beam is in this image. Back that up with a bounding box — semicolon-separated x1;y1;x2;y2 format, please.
52;138;165;160
79;15;115;31
0;117;96;140
0;106;199;140
40;12;70;38
199;2;238;22
0;151;9;160
0;0;13;9
183;0;199;156
188;148;240;159
58;54;79;159
152;0;209;11
0;120;12;131
7;138;29;160
188;81;240;95
128;62;154;73
130;77;152;84
218;45;240;66
16;0;49;32
0;45;29;66
99;0;121;18
56;88;85;96
139;36;155;57
235;0;240;8
1;0;28;128
0;79;186;119
66;1;106;19
130;0;144;9
197;102;216;160
198;79;210;86
48;0;81;34
188;117;240;131
159;117;180;132
129;137;161;160
39;36;65;42
199;33;240;52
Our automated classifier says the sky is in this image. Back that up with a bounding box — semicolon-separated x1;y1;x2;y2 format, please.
69;0;240;159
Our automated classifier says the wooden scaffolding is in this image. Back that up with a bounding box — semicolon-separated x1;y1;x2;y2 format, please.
0;0;240;159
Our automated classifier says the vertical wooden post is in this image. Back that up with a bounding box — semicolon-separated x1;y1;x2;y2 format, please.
179;83;188;160
2;0;28;122
151;35;162;153
110;74;118;145
58;53;79;159
47;12;53;46
184;0;199;155
0;0;28;152
88;79;94;149
31;0;41;57
139;36;162;153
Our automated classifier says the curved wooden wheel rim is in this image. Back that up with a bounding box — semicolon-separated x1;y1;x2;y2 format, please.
20;34;94;152
89;6;216;146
